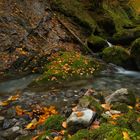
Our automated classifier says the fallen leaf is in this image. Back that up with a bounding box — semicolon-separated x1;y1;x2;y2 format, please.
101;104;111;111
54;136;63;140
8;94;19;101
76;112;84;117
62;121;67;128
0;101;9;106
111;114;122;120
26;118;38;130
122;131;130;140
109;121;117;125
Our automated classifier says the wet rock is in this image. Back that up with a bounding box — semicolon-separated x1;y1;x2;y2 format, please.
92;92;105;104
79;96;103;114
0;116;5;127
67;108;97;134
131;38;140;70
109;27;140;45
87;35;108;53
106;88;136;106
102;46;131;68
1;126;21;140
3;119;17;129
6;107;16;119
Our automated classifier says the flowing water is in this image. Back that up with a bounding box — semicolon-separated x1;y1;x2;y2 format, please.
0;65;139;99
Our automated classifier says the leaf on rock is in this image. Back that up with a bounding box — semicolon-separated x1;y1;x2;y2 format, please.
76;112;84;117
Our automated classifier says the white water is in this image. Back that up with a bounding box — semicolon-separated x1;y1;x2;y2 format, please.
106;40;113;47
114;65;140;79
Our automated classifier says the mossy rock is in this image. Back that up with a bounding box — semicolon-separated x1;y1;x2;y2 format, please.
102;46;130;66
51;0;96;32
87;35;108;53
79;96;104;115
109;27;140;45
111;103;129;113
69;129;90;140
70;124;140;140
116;110;140;134
35;51;101;84
44;115;65;131
131;38;140;70
90;123;140;140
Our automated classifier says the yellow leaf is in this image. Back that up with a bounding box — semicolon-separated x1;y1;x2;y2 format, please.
26;119;38;130
122;131;130;140
0;101;9;106
111;114;121;120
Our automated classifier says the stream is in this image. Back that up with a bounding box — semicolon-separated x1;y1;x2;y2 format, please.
0;65;140;110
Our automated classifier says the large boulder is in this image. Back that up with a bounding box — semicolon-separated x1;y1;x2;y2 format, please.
102;46;131;67
87;35;108;53
131;38;140;70
109;27;140;45
67;108;97;134
106;88;136;106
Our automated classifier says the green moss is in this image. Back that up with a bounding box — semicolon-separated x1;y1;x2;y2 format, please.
131;38;140;69
111;103;129;113
103;2;133;31
90;124;140;140
102;46;130;66
111;27;140;44
116;110;140;134
79;96;104;114
44;115;65;131
87;35;108;52
51;0;96;32
69;129;90;140
36;51;101;83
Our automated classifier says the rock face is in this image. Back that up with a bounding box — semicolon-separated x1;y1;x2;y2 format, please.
67;108;97;134
106;88;136;106
131;38;140;70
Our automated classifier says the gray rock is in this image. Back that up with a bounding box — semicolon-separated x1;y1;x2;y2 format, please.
0;116;5;127
67;108;97;134
3;119;17;129
106;88;136;106
1;126;21;140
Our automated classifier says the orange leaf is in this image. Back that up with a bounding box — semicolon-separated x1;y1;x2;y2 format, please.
109;121;117;125
101;104;111;111
32;136;39;140
122;131;130;140
111;114;121;120
62;121;67;128
76;112;84;117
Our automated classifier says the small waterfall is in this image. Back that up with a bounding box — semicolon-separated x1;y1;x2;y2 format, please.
114;65;140;79
106;40;113;47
